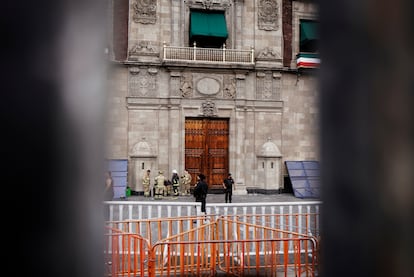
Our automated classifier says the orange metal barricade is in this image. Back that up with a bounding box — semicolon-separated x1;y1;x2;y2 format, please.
107;215;218;245
105;227;151;277
215;217;318;276
149;219;217;277
104;214;320;277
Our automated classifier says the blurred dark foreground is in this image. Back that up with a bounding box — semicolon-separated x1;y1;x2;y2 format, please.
1;0;414;276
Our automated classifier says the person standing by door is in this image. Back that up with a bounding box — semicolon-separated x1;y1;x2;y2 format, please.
223;173;234;203
194;173;208;214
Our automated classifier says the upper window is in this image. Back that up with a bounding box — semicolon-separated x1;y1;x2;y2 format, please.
189;10;228;48
299;20;319;53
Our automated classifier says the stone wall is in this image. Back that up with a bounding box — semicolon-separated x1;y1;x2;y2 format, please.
105;65;129;158
281;72;320;174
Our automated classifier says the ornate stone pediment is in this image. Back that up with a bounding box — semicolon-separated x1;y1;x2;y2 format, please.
258;138;282;158
131;138;156;157
186;0;232;10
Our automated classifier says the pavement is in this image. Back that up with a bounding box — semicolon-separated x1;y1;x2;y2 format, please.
120;192;321;203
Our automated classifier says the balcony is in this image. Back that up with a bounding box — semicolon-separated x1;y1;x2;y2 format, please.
162;42;255;65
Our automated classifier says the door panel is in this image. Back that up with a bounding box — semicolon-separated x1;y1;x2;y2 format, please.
185;118;229;190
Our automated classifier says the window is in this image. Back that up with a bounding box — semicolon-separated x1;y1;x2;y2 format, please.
189;10;228;48
299;20;319;53
297;19;320;69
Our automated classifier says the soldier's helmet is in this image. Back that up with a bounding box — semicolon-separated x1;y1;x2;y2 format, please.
159;170;163;174
172;169;178;174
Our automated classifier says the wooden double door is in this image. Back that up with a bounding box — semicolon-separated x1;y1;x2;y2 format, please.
185;117;229;190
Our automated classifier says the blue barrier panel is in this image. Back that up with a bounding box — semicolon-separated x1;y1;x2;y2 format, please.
285;161;320;199
107;159;128;199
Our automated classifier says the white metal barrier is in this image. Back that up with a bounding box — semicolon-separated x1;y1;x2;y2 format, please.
104;201;321;237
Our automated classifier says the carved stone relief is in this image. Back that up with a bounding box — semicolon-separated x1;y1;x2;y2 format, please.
258;0;279;31
200;100;218;117
129;41;159;59
133;0;157;24
186;0;232;10
223;75;236;99
256;71;281;100
180;73;193;98
257;47;281;61
131;137;155;157
129;67;158;97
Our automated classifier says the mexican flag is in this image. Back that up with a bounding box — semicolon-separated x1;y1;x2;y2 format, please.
297;53;320;69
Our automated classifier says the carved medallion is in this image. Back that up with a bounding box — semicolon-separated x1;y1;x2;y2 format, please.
196;77;221;96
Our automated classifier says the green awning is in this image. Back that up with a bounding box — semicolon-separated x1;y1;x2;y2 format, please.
190;10;228;39
300;20;319;44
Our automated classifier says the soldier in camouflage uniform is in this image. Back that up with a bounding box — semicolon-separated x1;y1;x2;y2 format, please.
142;169;151;197
154;170;165;199
181;170;192;196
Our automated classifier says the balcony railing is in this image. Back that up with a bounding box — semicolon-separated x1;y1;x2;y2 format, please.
163;42;255;64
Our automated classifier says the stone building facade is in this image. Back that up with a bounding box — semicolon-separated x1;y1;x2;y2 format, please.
105;0;319;194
